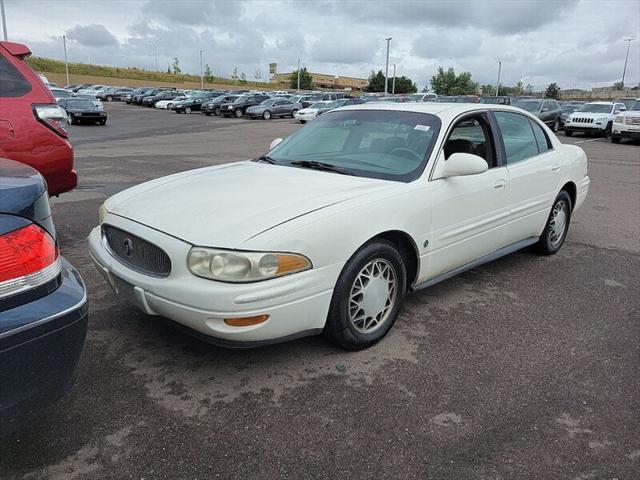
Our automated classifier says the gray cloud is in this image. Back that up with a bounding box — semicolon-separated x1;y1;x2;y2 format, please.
66;24;119;48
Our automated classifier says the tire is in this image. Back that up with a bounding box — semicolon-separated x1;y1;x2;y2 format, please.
106;96;113;102
552;118;560;132
536;191;572;255
611;135;621;144
323;239;407;350
101;119;107;125
235;108;244;118
604;122;612;138
291;109;299;118
299;120;306;124
262;110;272;120
214;107;221;116
564;130;573;137
185;106;192;114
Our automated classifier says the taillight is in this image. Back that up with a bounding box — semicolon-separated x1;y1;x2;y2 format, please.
32;104;69;138
0;224;61;299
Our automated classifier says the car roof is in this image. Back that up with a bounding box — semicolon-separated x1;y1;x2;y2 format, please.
339;102;532;116
584;101;615;105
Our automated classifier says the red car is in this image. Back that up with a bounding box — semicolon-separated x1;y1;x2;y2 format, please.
0;41;77;195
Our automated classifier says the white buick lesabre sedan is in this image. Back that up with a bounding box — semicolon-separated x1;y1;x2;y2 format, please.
88;103;590;350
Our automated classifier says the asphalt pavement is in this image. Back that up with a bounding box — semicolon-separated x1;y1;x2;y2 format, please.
1;103;638;480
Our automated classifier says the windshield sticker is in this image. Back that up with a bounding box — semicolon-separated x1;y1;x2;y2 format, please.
414;124;431;132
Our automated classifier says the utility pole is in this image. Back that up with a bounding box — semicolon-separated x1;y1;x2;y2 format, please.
621;38;634;88
153;41;158;71
1;0;7;41
199;49;204;88
495;60;502;97
297;58;300;91
392;64;396;95
384;37;392;95
63;35;69;86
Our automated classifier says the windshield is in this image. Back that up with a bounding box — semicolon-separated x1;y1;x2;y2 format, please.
66;99;95;108
561;105;578;113
325;100;346;109
578;104;612;113
629;101;640;111
261;99;277;106
309;102;326;109
267;110;441;182
53;90;72;98
232;96;249;104
515;101;541;112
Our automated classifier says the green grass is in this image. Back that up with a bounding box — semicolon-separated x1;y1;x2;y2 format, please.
26;56;271;88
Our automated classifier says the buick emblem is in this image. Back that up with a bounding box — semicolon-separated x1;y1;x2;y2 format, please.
123;238;134;257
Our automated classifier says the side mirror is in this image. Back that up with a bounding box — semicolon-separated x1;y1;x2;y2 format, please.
434;152;488;179
269;138;283;150
542;107;550;112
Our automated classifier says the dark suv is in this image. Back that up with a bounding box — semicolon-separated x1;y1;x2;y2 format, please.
513;99;563;131
220;94;270;118
0;41;77;195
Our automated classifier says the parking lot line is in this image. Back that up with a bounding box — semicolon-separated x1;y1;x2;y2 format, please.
574;137;605;144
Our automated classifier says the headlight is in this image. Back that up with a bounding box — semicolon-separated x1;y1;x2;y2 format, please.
615;116;624;123
98;204;107;224
187;248;312;283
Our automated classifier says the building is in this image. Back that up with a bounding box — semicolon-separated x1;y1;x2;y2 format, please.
273;71;369;91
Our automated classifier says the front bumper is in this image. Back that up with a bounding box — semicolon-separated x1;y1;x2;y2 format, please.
612;122;640;138
88;218;339;346
564;123;605;133
294;112;316;121
0;258;88;434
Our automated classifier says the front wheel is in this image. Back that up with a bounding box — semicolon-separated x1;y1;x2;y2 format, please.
235;108;244;118
536;191;572;255
323;240;406;350
262;110;272;120
185;106;192;114
214;107;221;116
552;118;560;132
291;109;298;118
604;122;612;138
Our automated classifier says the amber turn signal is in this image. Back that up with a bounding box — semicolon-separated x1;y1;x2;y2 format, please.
224;314;270;327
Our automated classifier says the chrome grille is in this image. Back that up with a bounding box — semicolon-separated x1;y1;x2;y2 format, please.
629;117;640;125
573;117;593;124
102;225;171;277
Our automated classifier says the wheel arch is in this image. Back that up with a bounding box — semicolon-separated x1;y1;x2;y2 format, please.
367;230;420;290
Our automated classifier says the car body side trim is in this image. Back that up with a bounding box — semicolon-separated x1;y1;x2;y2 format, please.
413;236;539;291
0;290;87;340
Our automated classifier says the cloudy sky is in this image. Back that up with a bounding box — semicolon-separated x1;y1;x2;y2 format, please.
3;0;639;90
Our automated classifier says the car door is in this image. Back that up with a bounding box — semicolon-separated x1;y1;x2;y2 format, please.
493;111;560;244
273;100;286;116
422;111;510;281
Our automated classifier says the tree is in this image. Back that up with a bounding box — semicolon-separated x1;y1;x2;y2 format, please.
481;84;496;96
366;70;386;92
613;81;624;90
231;66;239;81
545;82;560;99
239;72;247;85
391;75;417;94
289;67;313;90
172;57;181;74
204;64;213;82
166;64;171;74
429;67;478;95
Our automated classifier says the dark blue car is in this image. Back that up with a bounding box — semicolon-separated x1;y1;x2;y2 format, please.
0;158;88;434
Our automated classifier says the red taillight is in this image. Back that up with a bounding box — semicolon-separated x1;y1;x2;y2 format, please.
33;104;69;138
0;225;60;298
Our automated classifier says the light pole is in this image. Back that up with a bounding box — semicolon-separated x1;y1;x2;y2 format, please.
297;58;300;91
384;37;392;95
0;0;7;41
495;60;502;97
621;38;634;88
199;49;204;88
153;41;158;71
63;34;69;86
392;63;396;95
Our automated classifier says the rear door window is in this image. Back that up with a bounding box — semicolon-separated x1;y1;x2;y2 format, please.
0;54;31;97
494;112;539;163
529;120;552;153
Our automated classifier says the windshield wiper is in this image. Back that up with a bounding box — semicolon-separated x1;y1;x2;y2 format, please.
290;160;354;176
255;155;280;165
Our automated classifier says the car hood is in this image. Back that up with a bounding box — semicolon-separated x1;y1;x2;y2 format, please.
569;111;611;119
105;161;394;247
298;108;319;114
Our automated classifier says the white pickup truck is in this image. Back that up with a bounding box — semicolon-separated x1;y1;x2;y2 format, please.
611;98;640;143
564;101;627;137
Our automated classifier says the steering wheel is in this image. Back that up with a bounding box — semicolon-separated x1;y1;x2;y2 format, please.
390;147;422;162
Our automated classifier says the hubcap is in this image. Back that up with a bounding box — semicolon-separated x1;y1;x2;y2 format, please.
548;200;567;246
348;259;397;333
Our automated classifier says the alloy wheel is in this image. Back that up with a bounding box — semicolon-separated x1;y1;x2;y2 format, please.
348;258;397;334
548;200;568;247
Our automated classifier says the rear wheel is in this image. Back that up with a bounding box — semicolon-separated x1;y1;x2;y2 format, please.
262;110;272;120
214;107;221;116
106;96;113;102
235;108;244;118
291;109;299;118
323;240;406;350
604;122;612;138
552;118;560;132
185;106;192;114
536;191;571;255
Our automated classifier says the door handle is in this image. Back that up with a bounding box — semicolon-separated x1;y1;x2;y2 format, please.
494;180;506;189
551;165;560;171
